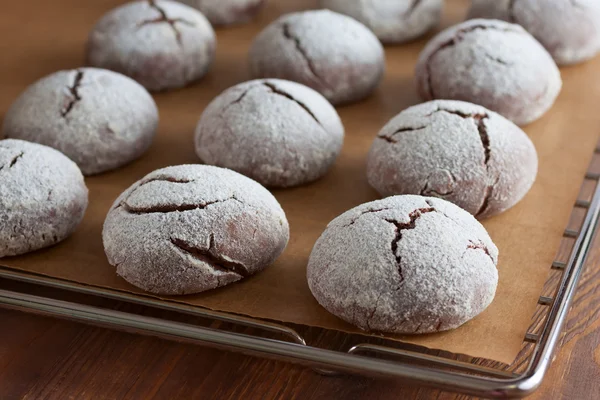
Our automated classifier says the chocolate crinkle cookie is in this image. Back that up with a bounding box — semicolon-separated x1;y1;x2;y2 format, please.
367;100;538;219
194;79;344;188
0;139;88;258
307;195;498;334
178;0;266;26
86;0;216;91
2;68;158;175
320;0;444;44
249;10;385;105
415;18;562;126
468;0;600;66
102;165;289;295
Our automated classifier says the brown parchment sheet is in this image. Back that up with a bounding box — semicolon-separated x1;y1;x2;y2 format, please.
2;0;600;365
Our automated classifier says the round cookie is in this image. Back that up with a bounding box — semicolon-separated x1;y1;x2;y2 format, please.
2;68;158;175
468;0;600;66
86;0;216;91
415;18;562;126
367;100;538;219
0;139;88;258
319;0;443;44
248;9;385;105
194;79;344;188
179;0;265;26
102;164;290;295
307;195;498;334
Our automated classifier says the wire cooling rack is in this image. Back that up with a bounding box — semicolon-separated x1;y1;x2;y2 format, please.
1;145;600;398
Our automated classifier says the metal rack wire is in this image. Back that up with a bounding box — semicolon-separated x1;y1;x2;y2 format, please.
1;147;599;398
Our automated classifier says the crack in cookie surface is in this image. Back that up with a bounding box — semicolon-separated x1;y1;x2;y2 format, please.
281;22;327;88
423;107;494;216
170;234;250;277
472;114;491;165
61;70;84;118
405;0;422;17
474;113;494;218
139;175;194;186
217;84;269;117
121;196;239;214
425;107;491;167
144;176;194;186
425;105;486;120
141;0;196;47
222;85;258;113
384;207;435;287
378;125;427;143
115;175;196;209
467;239;492;258
0;151;24;172
476;175;500;217
421;187;454;196
262;81;321;126
342;207;395;227
483;52;512;65
425;199;495;263
9;152;23;168
420;171;457;196
423;24;521;98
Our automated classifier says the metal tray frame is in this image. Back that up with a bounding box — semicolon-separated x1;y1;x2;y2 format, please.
1;147;599;398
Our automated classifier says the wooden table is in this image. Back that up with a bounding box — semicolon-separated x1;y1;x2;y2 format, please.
1;222;599;400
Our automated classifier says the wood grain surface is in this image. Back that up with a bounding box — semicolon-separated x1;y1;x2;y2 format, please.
0;218;599;400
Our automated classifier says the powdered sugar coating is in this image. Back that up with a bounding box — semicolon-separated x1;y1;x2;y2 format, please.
415;18;562;126
102;164;289;295
2;68;158;175
178;0;265;26
86;0;216;91
195;79;344;188
367;100;538;219
320;0;443;44
0;139;88;257
249;9;385;105
468;0;600;66
307;195;498;334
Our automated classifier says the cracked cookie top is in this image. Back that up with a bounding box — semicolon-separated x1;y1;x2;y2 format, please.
366;100;538;219
0;139;88;257
179;0;265;26
415;18;562;126
2;68;158;175
86;0;216;91
248;9;385;105
319;0;443;44
307;195;498;334
468;0;600;66
102;164;290;295
194;79;344;188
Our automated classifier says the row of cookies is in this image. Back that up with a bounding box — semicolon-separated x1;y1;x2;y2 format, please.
3;8;553;182
1;66;537;216
170;0;600;68
86;1;600;95
0;136;497;335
